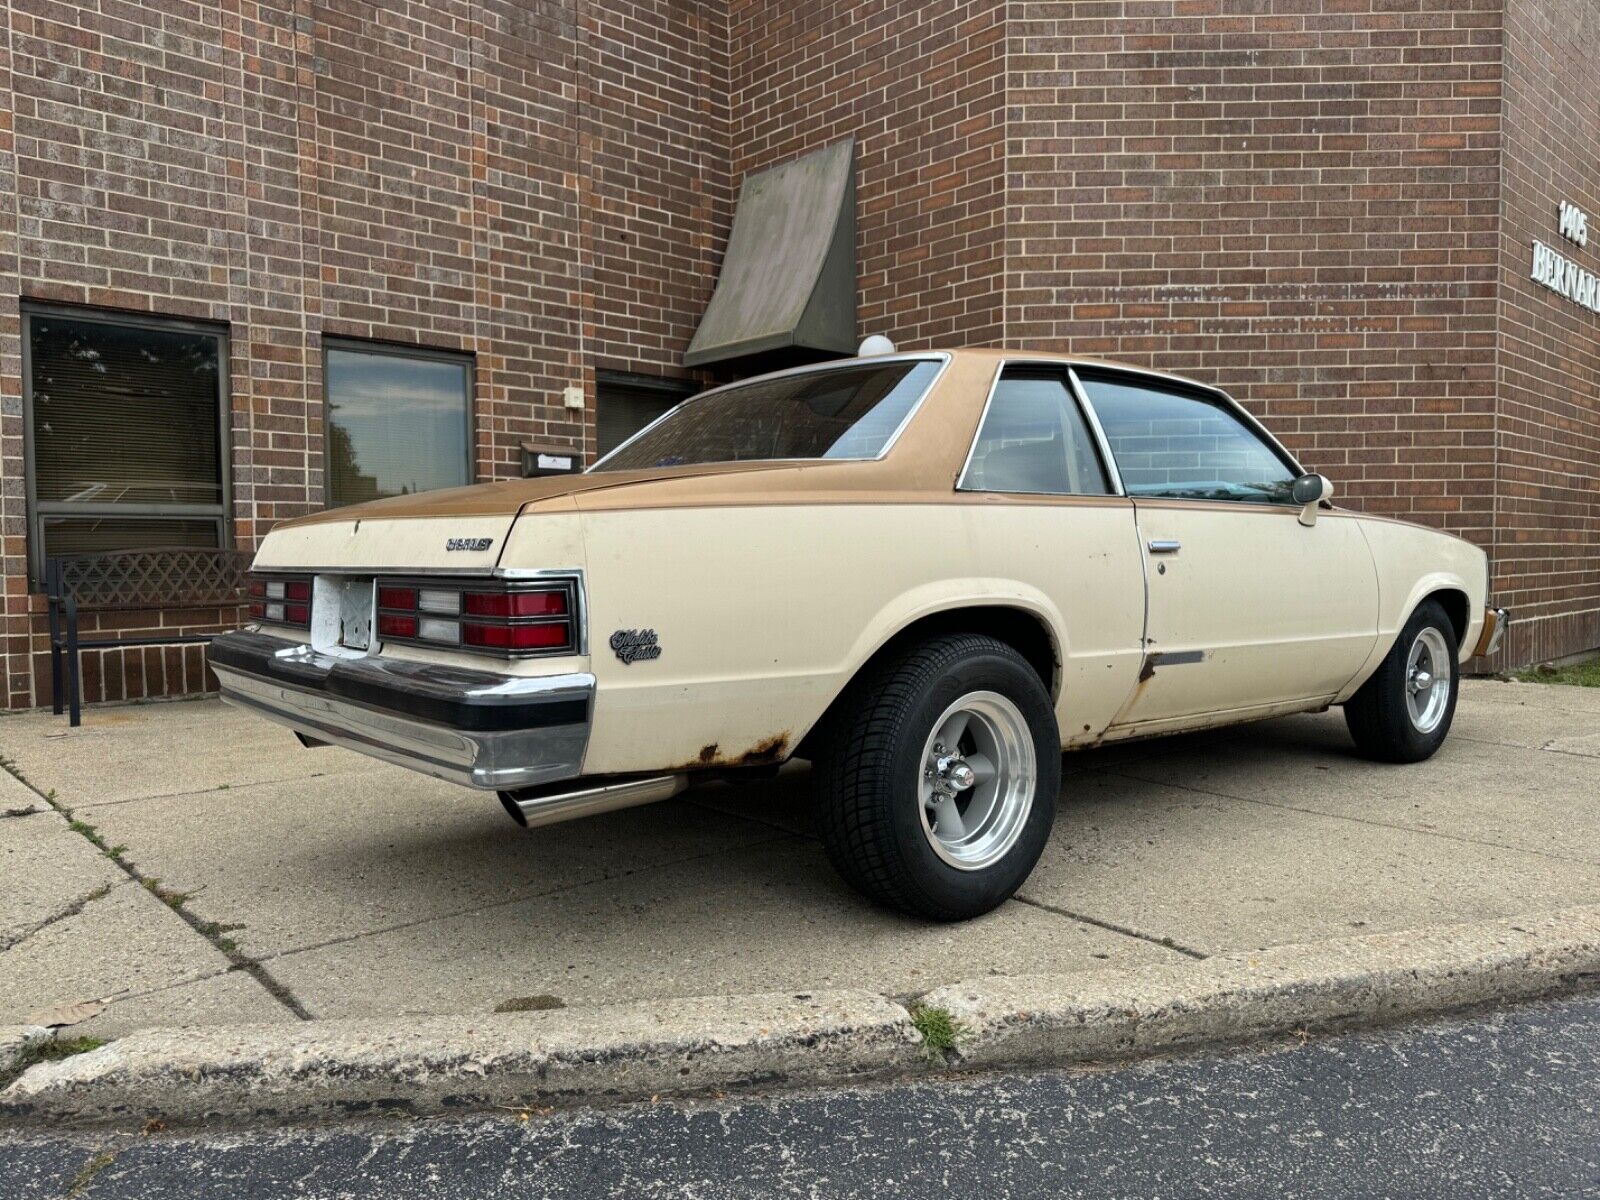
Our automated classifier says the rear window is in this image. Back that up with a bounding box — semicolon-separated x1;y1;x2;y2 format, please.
590;360;942;471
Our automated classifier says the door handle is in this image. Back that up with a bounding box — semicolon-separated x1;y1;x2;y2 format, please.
1147;539;1182;554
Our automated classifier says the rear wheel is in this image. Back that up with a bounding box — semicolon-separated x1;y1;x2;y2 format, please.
1344;599;1459;763
813;634;1059;921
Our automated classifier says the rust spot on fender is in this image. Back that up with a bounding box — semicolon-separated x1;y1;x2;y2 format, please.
668;734;791;774
738;734;789;765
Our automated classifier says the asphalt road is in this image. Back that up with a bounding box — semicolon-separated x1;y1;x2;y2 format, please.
5;993;1599;1199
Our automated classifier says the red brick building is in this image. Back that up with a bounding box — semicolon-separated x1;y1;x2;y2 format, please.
1;0;1596;709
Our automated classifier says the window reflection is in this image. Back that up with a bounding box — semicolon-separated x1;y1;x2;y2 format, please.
325;345;472;506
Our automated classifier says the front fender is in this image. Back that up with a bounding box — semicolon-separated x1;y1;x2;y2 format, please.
1339;519;1489;700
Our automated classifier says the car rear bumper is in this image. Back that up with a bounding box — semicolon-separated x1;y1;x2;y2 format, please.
1472;607;1511;659
209;629;592;790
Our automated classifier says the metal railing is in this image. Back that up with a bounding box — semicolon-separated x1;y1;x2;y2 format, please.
45;547;252;726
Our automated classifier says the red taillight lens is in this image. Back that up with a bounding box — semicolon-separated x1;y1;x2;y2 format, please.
378;614;418;639
378;586;418;611
463;589;567;618
247;575;311;625
463;621;570;651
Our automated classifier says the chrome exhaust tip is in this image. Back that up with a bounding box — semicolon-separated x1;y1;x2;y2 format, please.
497;774;688;830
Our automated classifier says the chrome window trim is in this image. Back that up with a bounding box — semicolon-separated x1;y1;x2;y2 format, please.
1069;362;1308;508
586;352;953;473
955;359;1127;498
1066;367;1126;497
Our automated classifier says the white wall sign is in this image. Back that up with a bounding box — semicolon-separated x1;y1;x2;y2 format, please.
1558;200;1588;247
1533;201;1600;314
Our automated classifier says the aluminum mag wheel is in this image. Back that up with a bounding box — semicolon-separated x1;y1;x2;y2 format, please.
1405;625;1452;734
1344;598;1459;764
918;691;1037;871
814;633;1060;921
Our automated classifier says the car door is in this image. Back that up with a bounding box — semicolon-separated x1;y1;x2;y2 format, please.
1073;368;1380;729
958;366;1146;744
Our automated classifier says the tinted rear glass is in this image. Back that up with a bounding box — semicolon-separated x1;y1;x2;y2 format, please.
591;360;942;471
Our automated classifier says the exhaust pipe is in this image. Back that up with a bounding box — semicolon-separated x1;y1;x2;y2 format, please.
497;774;687;830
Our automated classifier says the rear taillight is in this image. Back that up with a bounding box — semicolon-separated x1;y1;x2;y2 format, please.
375;578;579;657
247;574;312;628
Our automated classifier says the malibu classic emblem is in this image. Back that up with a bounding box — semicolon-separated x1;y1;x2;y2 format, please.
610;629;661;665
445;537;494;552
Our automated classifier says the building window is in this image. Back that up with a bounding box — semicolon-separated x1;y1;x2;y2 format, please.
23;306;228;584
325;340;473;507
595;371;694;459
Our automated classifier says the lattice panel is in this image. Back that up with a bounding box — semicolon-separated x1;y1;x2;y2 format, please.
52;548;253;610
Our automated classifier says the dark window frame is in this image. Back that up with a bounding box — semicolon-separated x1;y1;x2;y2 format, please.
21;302;233;588
594;369;696;462
321;336;475;510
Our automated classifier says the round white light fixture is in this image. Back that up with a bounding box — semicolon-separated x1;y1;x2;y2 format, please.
857;334;897;357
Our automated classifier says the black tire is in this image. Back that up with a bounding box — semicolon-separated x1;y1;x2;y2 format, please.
812;633;1060;921
1343;599;1460;763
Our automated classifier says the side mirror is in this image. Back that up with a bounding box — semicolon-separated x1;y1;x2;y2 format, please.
1292;472;1334;527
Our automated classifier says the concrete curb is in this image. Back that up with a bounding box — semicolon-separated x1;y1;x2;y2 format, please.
4;906;1599;1130
0;1026;50;1078
925;904;1600;1069
0;990;921;1128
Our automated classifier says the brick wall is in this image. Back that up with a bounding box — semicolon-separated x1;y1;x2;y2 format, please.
0;2;22;708
0;0;727;707
1005;0;1505;551
1493;0;1600;667
1;0;1597;709
725;0;1010;349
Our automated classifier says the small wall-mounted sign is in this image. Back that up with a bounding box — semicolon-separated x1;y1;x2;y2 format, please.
1559;200;1588;248
1532;200;1600;315
520;443;583;478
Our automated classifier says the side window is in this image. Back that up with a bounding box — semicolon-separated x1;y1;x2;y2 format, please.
1076;373;1297;505
961;371;1112;496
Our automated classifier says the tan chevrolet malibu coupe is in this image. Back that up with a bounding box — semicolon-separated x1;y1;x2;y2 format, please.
213;349;1509;921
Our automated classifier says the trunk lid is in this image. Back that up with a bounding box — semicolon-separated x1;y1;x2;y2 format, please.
252;462;800;573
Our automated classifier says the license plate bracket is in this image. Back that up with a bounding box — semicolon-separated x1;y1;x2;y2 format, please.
311;576;375;655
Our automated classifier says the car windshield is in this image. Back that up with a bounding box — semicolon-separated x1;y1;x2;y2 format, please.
591;359;943;471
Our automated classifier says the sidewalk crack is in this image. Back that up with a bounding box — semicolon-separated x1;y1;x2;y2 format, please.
0;755;313;1022
1013;895;1209;960
0;883;115;953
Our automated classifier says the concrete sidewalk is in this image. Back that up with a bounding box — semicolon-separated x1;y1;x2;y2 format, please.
3;679;1599;1044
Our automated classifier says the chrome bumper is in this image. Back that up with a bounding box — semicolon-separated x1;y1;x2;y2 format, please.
1474;607;1511;658
210;630;592;790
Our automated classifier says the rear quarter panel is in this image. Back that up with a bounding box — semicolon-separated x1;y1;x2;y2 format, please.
573;500;1146;775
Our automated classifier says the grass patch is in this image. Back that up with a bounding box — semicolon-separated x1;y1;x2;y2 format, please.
64;1150;116;1199
142;878;192;910
909;1003;960;1057
1515;659;1600;688
2;1036;106;1090
495;994;567;1013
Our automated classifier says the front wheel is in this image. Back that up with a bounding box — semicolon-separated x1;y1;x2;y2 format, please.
1344;599;1460;763
813;634;1060;921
